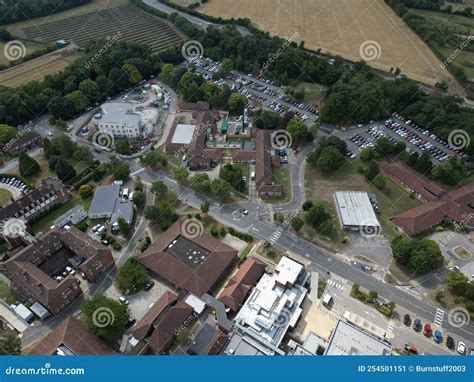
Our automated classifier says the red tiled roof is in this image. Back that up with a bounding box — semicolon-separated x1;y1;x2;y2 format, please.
30;316;116;355
137;221;237;296
218;257;266;311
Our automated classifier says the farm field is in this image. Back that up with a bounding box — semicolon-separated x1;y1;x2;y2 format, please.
0;40;51;66
19;3;186;55
0;47;81;87
199;0;456;88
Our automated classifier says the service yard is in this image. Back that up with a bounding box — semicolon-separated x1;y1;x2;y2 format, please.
200;0;456;87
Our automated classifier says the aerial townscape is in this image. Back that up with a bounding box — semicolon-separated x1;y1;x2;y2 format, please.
0;0;474;360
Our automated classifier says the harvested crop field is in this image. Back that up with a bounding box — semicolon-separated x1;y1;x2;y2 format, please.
21;4;186;54
0;47;81;87
200;0;456;87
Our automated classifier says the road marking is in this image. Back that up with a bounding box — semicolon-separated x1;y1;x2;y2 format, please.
386;320;395;333
130;168;145;177
328;279;344;291
434;308;444;327
395;286;422;301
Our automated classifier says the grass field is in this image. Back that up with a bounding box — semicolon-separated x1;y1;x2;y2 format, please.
304;159;422;240
0;47;81;87
200;0;456;88
0;40;51;66
0;188;12;206
294;82;326;106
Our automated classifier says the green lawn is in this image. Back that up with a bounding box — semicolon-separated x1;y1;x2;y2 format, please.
0;40;51;66
294;82;326;106
0;280;16;305
0;188;12;206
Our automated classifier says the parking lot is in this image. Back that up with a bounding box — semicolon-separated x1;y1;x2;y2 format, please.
186;58;319;126
339;113;465;164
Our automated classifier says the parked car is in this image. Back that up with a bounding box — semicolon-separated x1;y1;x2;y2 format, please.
413;319;421;332
434;329;442;343
446;335;455;350
119;296;129;305
144;281;155;291
403;314;411;326
457;341;466;355
423;323;431;337
404;344;418;354
125;318;136;329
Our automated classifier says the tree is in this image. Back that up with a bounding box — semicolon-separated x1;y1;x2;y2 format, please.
287;117;310;142
373;173;387;190
18;151;39;176
132;190;145;208
365;160;379;181
0;124;16;146
304;203;332;232
445;269;469;296
52;134;76;156
316;146;345;173
173;167;189;184
151;181;168;197
42;137;56;159
116;258;150;294
219;164;245;191
291;216;304;232
111;159;129;181
117;217;131;237
74;145;94;165
0;332;21;355
81;295;128;343
64;90;88;114
79;79;100;104
359;148;377;162
227;92;247;113
55;157;76;182
210;179;231;200
115;139;131;155
79;184;93;199
122;63;142;85
200;201;210;214
141;150;168;170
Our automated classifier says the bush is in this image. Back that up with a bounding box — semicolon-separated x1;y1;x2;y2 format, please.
74;220;88;232
111;242;122;251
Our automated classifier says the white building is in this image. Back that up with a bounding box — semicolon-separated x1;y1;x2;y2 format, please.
92;102;158;139
333;191;381;233
227;256;308;355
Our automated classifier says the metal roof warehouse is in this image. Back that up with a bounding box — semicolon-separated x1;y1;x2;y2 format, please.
333;191;381;231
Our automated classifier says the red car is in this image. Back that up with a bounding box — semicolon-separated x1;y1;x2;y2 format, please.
423;323;431;337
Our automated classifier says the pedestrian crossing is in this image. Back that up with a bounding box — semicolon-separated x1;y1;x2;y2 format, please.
327;279;345;291
351;234;390;248
395;286;422;301
268;229;282;245
130;168;145;177
434;308;444;327
386;320;395;333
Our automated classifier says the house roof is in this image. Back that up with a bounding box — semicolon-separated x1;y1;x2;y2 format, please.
379;161;445;201
132;291;178;341
147;301;194;353
218;257;266;311
88;184;120;216
30;316;116;355
137;221;237;296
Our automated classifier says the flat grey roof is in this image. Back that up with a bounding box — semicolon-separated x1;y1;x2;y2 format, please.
94;102;140;127
111;201;134;224
54;205;86;227
325;320;391;355
89;184;120;216
172;124;195;144
334;191;380;228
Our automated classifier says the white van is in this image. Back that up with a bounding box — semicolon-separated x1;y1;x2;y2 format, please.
322;294;333;307
250;171;255;180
